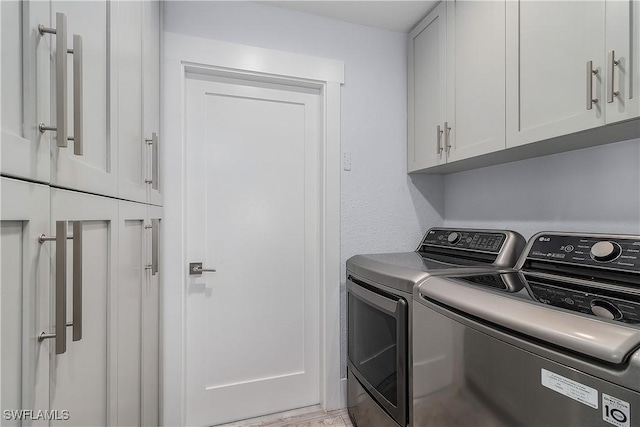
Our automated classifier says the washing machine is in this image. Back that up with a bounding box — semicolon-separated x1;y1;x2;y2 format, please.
413;231;640;427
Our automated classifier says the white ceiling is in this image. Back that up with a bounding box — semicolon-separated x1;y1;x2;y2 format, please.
263;1;440;33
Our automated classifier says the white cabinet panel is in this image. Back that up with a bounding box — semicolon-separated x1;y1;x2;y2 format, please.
506;0;606;148
0;178;51;425
50;188;118;427
1;1;51;183
143;205;162;426
117;201;146;426
605;0;640;123
116;1;147;203
446;0;506;162
144;1;163;206
50;0;117;196
409;2;447;171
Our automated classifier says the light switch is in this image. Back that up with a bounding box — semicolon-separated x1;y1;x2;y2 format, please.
343;151;351;171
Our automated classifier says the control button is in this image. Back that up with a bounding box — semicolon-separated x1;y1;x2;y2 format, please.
563;297;575;305
590;300;622;320
561;245;574;253
447;232;461;244
590;241;622;262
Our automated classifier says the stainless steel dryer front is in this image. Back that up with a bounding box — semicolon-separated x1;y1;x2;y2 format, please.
347;227;525;427
413;231;640;427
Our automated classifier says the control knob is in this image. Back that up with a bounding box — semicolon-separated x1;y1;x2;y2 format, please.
447;232;461;244
590;300;622;321
590;241;622;262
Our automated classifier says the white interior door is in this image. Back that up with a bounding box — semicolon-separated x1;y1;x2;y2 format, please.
185;75;320;426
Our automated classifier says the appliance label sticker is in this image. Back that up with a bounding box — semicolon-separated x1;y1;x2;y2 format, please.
602;394;630;427
541;369;598;409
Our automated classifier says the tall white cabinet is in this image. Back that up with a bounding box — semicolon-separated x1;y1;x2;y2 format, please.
1;1;162;425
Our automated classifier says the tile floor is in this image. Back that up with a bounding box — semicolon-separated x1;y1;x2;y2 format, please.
218;405;354;427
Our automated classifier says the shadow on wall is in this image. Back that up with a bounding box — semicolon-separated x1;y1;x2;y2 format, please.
409;173;445;233
442;138;640;238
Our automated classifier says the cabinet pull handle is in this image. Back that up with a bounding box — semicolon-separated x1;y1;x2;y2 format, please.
444;122;452;153
37;221;68;354
38;13;68;147
67;35;84;156
586;60;599;110
607;51;620;103
145;132;159;190
72;221;83;341
151;218;160;275
436;125;443;154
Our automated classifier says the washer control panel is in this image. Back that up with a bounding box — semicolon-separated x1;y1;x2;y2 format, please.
528;234;640;273
527;281;640;324
421;229;506;253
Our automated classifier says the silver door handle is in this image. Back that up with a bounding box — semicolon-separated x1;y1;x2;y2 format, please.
38;12;68;147
38;221;83;351
444;121;452;153
72;221;83;341
586;60;599;110
189;262;216;275
145;132;159;190
67;35;83;156
151;219;160;275
37;221;68;354
607;51;620;103
436;125;443;154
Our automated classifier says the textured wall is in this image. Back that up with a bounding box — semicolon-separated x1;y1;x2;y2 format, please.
164;0;444;383
444;138;640;239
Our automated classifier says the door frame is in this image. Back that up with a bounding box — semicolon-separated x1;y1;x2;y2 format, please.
162;32;344;426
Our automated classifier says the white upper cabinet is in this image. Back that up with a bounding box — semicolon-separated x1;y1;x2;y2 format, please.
446;0;506;163
409;1;506;172
506;1;606;148
144;1;163;206
1;1;51;183
605;0;640;123
49;0;118;196
408;2;447;171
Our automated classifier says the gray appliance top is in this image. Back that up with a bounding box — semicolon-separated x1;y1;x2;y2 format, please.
415;231;640;367
346;227;526;294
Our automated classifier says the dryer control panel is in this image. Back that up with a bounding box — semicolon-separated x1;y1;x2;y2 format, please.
527;233;640;273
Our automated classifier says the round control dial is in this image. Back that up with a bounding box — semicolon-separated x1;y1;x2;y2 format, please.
590;241;622;262
590;300;622;321
447;232;461;244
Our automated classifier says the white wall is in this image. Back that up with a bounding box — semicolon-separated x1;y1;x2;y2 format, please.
162;0;444;420
444;138;640;239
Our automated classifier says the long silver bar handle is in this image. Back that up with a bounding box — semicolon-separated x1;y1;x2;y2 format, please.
151;219;160;275
444;121;452;153
67;35;84;156
607;51;620;103
189;262;216;275
38;12;68;147
586;60;599;110
72;221;83;341
436;125;443;154
37;221;68;355
145;132;159;190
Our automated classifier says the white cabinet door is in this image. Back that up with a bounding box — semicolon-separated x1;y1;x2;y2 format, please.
115;1;147;204
117;201;161;426
1;178;51;426
446;0;506;163
144;1;163;206
117;200;147;426
506;0;606;148
50;188;118;427
605;0;640;123
143;205;162;426
50;1;117;197
409;2;447;171
1;1;51;183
